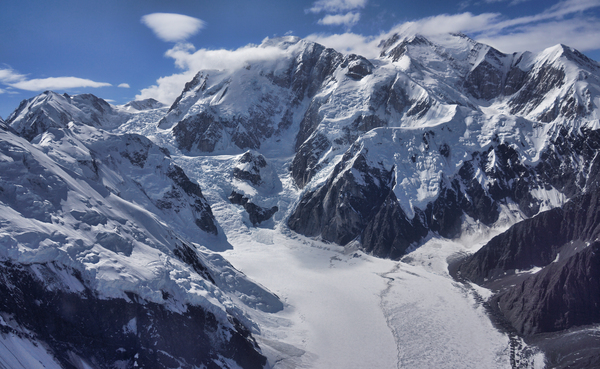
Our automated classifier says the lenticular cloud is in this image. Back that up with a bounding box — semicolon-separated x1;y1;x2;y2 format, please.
141;13;206;43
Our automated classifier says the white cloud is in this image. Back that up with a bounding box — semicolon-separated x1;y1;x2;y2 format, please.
318;12;361;27
136;41;290;104
477;17;600;53
306;13;501;57
0;68;26;84
306;32;380;57
309;0;600;57
141;13;206;43
9;77;111;91
118;83;130;88
1;67;111;92
308;0;368;13
397;12;502;36
163;42;289;73
137;72;195;105
478;0;600;33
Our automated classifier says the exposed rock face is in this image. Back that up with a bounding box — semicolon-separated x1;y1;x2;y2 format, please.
233;150;270;186
288;144;400;246
0;261;266;369
535;127;600;198
229;151;280;225
342;54;374;80
458;186;600;335
361;192;427;259
163;38;344;154
122;98;166;111
229;191;278;226
291;132;330;188
496;241;600;335
166;165;218;235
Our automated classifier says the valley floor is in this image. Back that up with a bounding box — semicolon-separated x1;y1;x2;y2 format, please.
219;224;539;368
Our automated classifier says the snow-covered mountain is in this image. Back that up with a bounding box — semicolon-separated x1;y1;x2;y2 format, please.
2;32;600;368
0;99;281;368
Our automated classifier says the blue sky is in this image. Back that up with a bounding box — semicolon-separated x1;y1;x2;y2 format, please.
1;0;600;118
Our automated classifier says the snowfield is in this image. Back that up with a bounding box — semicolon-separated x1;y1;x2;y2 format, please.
216;210;526;368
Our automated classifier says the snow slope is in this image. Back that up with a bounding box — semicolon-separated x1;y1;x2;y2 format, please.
0;116;278;368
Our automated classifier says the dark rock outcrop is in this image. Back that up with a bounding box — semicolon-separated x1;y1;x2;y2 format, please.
229;191;278;226
495;241;600;335
289;145;399;247
166;165;218;235
233;151;269;186
0;261;266;369
458;185;600;335
123;98;166;111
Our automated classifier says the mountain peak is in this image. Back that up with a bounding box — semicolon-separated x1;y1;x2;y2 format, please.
122;98;166;112
7;91;128;140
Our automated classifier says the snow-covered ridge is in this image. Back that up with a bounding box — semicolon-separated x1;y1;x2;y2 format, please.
0;106;282;366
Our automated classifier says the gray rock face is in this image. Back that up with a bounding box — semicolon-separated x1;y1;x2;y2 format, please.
496;241;600;335
536;127;600;198
289;144;397;246
165;165;218;235
229;150;280;225
0;261;267;369
464;48;508;100
342;54;374;80
458;186;600;335
291;132;330;188
166;39;344;155
229;191;278;226
233;151;269;186
123;98;166;111
361;192;428;259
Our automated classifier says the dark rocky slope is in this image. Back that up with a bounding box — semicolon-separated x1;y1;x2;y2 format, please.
458;184;600;333
0;261;266;369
